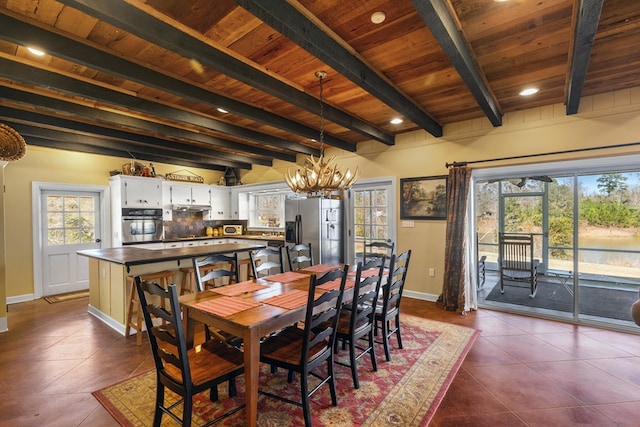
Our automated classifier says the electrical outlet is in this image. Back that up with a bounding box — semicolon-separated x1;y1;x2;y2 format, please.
429;268;435;277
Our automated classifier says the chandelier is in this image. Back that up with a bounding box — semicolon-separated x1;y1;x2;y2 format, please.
284;71;359;197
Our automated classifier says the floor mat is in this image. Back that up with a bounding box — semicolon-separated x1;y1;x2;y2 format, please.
44;290;90;303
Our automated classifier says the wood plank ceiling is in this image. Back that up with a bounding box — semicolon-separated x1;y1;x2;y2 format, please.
0;0;638;173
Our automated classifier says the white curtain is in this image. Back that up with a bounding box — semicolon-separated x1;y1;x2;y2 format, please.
463;177;478;313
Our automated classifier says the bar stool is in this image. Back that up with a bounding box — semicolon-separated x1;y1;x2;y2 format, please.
125;270;174;345
236;255;253;281
179;265;217;294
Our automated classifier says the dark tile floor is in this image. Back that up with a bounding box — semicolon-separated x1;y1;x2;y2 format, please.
1;296;640;426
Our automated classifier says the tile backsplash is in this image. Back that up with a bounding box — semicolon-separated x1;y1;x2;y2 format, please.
163;211;246;238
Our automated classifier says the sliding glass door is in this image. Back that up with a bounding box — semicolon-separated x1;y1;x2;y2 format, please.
475;166;640;329
576;173;640;323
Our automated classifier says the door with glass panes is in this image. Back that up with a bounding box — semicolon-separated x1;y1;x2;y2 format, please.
42;191;101;296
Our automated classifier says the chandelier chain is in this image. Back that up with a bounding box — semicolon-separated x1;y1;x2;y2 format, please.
283;70;359;197
318;73;325;152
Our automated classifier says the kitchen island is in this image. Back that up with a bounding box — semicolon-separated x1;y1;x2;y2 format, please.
78;242;266;335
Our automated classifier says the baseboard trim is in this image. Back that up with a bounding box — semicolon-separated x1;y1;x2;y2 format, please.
87;304;126;336
7;294;35;305
404;290;439;302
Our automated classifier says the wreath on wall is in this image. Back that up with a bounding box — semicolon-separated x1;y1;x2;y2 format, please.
0;123;26;161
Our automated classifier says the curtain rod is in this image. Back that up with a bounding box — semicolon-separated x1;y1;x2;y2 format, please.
445;140;640;168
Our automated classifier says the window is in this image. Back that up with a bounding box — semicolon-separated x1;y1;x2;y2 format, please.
353;188;391;259
473;156;640;328
46;194;97;245
249;193;285;229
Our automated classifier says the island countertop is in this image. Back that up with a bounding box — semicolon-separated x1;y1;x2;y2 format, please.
78;242;266;267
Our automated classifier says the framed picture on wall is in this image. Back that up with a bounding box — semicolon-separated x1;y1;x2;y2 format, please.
400;175;448;220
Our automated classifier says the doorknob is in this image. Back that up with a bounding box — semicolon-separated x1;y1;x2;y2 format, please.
95;238;102;243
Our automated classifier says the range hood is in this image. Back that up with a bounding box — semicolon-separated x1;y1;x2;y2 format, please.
172;204;212;212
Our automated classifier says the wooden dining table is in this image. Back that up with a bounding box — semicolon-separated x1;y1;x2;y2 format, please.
179;263;351;427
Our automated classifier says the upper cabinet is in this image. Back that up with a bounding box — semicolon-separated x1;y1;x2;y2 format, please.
165;182;212;207
111;175;162;208
208;186;231;220
162;181;214;220
191;185;212;206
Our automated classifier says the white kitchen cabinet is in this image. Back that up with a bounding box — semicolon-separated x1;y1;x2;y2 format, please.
163;182;213;220
199;239;216;246
163;241;184;249
165;182;211;207
183;240;199;248
111;175;162;208
191;185;212;205
208;186;231;220
162;183;173;221
127;242;165;250
168;182;192;206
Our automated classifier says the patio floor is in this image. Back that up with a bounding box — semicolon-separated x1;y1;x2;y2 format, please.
477;270;640;330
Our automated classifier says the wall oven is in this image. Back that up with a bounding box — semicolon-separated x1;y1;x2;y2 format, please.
121;208;164;244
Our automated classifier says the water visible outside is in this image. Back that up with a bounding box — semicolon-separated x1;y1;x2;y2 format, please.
476;171;640;286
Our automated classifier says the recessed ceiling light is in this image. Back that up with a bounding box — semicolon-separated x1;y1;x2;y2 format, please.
371;11;386;24
390;118;403;124
519;87;539;96
217;107;229;114
27;47;45;56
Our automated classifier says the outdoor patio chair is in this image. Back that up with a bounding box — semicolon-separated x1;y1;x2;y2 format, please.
478;255;487;289
498;232;539;298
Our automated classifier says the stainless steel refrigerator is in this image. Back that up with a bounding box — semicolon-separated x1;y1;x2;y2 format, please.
285;197;343;266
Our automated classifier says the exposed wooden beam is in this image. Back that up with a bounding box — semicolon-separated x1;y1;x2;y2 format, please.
0;57;301;162
566;0;604;115
411;0;502;127
0;13;337;154
24;135;225;171
9;123;227;171
0;107;253;170
57;0;390;146
0;86;286;165
233;0;442;139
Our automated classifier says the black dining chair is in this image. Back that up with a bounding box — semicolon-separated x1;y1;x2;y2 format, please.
334;257;385;388
249;246;284;278
259;265;349;427
134;277;245;426
287;242;314;271
193;253;239;290
374;249;411;361
363;240;394;264
193;253;242;345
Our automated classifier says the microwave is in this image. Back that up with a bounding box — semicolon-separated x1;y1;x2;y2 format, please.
222;224;243;236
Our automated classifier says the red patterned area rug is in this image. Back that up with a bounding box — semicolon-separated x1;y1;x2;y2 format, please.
93;316;479;426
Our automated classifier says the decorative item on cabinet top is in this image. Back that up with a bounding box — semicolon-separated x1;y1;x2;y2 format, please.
165;169;204;183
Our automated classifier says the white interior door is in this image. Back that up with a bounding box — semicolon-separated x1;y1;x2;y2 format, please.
41;190;102;296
